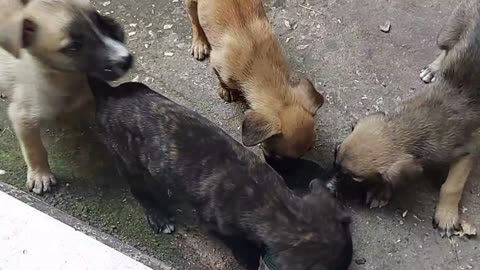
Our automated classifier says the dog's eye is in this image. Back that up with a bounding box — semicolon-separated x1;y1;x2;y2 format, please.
65;40;83;53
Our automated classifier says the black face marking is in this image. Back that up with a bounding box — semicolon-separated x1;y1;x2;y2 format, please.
64;10;131;81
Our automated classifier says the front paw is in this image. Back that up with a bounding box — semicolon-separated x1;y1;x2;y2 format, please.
146;211;175;234
433;206;460;238
27;169;57;194
366;182;392;208
218;87;240;103
420;65;437;83
190;37;210;61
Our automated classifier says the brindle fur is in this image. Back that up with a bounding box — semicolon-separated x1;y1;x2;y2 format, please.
89;78;352;270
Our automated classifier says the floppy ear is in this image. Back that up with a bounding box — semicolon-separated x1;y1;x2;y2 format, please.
96;14;125;42
293;79;324;115
242;110;281;146
381;155;422;186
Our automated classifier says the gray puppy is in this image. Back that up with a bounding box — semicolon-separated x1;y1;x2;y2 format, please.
88;77;352;270
336;0;480;237
0;0;132;194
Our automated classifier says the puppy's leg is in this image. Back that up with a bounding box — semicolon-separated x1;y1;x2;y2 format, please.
366;181;393;209
124;170;175;234
218;82;242;103
420;50;446;83
211;233;261;270
420;2;466;83
8;105;56;194
213;68;241;103
433;155;472;238
185;0;210;61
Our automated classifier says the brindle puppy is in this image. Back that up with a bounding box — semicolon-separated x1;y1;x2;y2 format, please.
89;77;352;270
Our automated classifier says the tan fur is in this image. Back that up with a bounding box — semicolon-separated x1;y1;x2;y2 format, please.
0;0;96;194
184;0;324;158
336;0;480;237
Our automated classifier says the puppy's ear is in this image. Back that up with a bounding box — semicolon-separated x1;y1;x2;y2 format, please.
242;110;281;146
293;79;324;115
0;15;36;58
96;14;125;42
381;154;422;185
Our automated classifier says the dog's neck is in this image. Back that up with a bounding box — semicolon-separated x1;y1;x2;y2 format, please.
246;185;316;251
23;50;88;93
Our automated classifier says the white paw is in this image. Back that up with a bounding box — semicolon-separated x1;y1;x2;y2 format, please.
420;66;437;83
26;170;57;194
161;223;175;234
190;38;210;61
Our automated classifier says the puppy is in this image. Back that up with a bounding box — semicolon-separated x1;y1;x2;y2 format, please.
336;0;480;237
0;0;132;194
89;77;352;270
184;0;325;159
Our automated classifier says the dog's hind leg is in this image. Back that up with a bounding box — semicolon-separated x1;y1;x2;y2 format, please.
420;1;467;83
8;104;56;194
185;0;210;61
433;154;473;238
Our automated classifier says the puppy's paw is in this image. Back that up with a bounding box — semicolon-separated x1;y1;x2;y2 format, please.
26;170;57;194
146;212;175;234
366;183;392;208
218;87;240;103
190;37;210;61
433;206;460;238
420;65;437;83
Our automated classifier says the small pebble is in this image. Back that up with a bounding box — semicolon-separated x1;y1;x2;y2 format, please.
0;169;6;175
402;210;408;218
380;21;391;33
355;258;367;265
163;24;173;30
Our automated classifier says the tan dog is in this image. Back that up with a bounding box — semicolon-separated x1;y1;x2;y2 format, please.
0;0;132;194
184;0;324;159
335;0;480;237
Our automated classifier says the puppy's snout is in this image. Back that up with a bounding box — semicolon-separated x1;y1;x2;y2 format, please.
118;54;133;71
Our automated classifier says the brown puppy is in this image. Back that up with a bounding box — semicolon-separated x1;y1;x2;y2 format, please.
336;0;480;237
184;0;324;159
0;0;132;194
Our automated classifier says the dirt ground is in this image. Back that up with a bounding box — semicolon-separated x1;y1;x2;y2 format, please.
1;0;480;269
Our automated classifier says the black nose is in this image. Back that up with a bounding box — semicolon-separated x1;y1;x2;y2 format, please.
119;54;133;71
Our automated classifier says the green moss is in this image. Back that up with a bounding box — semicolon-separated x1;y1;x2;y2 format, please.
0;101;185;267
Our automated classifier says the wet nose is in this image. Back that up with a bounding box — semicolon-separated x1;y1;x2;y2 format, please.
119;54;133;71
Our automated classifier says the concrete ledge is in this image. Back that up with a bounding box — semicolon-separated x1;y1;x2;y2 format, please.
0;182;174;270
